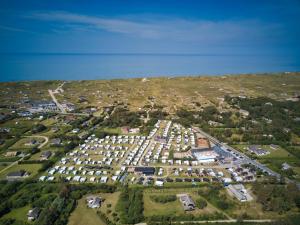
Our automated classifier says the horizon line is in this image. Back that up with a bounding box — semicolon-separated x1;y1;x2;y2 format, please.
0;52;285;57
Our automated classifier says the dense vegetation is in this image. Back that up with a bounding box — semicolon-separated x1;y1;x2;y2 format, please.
102;107;142;128
116;186;144;224
198;184;234;210
150;194;177;203
0;181;116;225
196;198;207;209
252;181;300;213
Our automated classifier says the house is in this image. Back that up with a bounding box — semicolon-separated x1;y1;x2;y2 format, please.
282;162;291;170
239;109;249;118
178;194;195;211
25;139;38;146
51;138;61;145
134;167;155;176
6;170;28;181
40;151;52;160
86;196;102;208
27;207;40;221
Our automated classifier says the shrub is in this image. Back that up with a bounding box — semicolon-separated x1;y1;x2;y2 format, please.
196;198;207;209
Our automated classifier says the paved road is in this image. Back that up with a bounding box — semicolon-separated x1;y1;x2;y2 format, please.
48;89;66;113
192;126;281;179
172;219;274;224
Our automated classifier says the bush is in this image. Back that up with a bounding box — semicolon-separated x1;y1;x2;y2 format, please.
196;198;207;209
116;186;144;224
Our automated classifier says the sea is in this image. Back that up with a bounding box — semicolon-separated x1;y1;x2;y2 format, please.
0;53;298;82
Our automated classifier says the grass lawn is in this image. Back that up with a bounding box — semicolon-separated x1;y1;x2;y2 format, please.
99;192;120;222
102;127;122;135
68;194;114;225
0;163;42;179
41;118;57;126
8;137;45;151
3;205;31;222
0;119;34;136
143;188;218;218
28;147;63;160
0;162;12;171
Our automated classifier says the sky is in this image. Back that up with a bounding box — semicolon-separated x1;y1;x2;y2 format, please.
0;0;299;57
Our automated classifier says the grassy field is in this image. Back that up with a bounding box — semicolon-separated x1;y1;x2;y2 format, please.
68;197;105;225
0;163;42;179
143;188;219;217
99;192;120;222
8;137;45;150
68;192;120;225
0;118;34;136
2;73;299;114
2;205;31;222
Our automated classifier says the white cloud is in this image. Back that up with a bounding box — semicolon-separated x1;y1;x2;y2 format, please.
26;11;282;44
0;25;37;34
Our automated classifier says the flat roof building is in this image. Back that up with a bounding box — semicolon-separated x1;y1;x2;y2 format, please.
134;167;155;176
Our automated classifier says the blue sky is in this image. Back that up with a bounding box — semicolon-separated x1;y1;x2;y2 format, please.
0;0;300;56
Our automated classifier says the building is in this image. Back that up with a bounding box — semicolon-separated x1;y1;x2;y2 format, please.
239;109;249;118
227;184;252;202
6;170;28;181
29;100;58;113
196;137;211;149
86;196;102;208
270;144;279;150
192;148;218;163
5;151;20;157
40;151;52;160
51;138;61;145
27;208;40;221
134;167;155;176
282;162;291;170
247;145;269;156
155;136;168;144
155;180;164;187
178;194;195;211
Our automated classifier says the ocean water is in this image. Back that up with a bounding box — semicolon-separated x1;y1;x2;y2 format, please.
0;53;298;81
